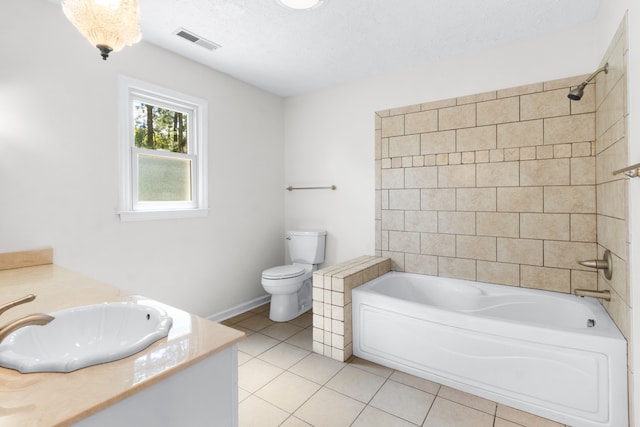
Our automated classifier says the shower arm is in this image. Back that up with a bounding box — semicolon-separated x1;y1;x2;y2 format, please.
578;63;609;87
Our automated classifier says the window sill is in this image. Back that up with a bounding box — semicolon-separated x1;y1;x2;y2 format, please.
118;208;209;222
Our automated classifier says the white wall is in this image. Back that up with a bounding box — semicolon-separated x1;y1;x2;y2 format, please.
0;0;285;317
284;20;599;267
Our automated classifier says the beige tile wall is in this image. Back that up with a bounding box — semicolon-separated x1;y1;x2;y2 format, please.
593;16;633;425
312;256;391;362
375;75;599;295
373;15;633;423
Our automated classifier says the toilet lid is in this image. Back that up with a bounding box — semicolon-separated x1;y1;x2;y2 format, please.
262;265;306;279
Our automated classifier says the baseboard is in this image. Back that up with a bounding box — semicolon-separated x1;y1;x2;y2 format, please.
207;294;271;322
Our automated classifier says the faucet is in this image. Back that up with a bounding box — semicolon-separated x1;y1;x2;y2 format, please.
574;289;611;301
0;294;55;344
577;249;613;280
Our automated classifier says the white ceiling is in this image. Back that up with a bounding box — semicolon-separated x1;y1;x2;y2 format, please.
136;0;601;97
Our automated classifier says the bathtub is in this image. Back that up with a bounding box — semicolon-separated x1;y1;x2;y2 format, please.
352;272;627;427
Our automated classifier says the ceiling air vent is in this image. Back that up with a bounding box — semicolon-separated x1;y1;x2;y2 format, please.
175;29;221;51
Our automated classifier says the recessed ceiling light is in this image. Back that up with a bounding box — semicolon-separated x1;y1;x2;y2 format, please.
276;0;325;10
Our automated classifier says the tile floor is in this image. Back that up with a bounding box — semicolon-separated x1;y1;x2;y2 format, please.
222;305;568;427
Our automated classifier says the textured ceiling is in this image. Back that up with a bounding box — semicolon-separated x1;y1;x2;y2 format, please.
137;0;601;97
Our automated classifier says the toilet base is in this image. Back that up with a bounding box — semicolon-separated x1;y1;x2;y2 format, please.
268;279;312;322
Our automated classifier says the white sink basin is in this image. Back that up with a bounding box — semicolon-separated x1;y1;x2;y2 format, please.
0;302;173;373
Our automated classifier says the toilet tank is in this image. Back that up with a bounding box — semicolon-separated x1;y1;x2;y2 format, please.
287;230;326;264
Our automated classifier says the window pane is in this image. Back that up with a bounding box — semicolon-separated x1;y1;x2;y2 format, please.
138;154;192;202
133;101;188;153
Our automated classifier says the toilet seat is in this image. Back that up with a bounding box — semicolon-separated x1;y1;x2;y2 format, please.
262;265;305;280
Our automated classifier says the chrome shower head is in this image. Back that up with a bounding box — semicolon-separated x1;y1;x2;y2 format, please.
567;62;609;101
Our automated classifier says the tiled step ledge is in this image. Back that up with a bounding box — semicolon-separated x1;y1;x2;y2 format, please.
312;255;391;362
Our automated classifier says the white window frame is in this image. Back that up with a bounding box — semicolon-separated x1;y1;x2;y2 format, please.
118;76;208;221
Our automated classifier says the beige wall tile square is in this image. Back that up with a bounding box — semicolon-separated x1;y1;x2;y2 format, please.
456;125;497;152
490;149;504;162
497;238;543;266
421;233;456;257
388;231;420;253
389;189;420;210
421;188;456;211
380;168;404;189
571;270;598;292
544;113;595;145
536;145;554;159
438;211;476;235
457;90;496;105
477;97;520;126
381;115;404;137
438;257;476;281
421;98;456;111
421;130;456;155
520;158;570;186
381;210;404;231
456;235;496;261
413;155;425;167
475;150;489;163
391;157;403;167
389;104;421;115
477;162;519;187
521;213;570;240
597;179;627;219
571;157;596;185
425;154;436;166
405;253;438;275
402;156;413;167
596;80;625;141
504;148;520;161
405;166;438;188
544;186;595;213
405;211;438;233
543;241;597;270
477;212;519;237
436;153;449;165
553;144;572;158
572;142;593;157
389;135;420;157
477;261;520;286
449;152;462;165
519;146;536;160
456;188;497;212
439;104;476;130
570;214;597;242
520;265;571;292
497;83;543;98
405;110;438;134
497;187;544;212
462;151;475;164
497;120;543;148
438;164;476;188
520;88;570;120
597;215;628;260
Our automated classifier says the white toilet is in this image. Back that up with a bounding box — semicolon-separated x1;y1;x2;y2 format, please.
261;230;326;322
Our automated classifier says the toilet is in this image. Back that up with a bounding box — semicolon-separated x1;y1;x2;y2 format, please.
261;230;326;322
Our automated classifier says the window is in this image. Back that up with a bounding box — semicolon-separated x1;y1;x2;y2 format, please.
118;77;208;221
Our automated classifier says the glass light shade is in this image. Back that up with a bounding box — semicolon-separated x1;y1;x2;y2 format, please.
61;0;142;60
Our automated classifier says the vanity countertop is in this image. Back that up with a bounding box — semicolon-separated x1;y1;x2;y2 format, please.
0;263;245;427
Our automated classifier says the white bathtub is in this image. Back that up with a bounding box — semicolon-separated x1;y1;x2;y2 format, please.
352;272;628;427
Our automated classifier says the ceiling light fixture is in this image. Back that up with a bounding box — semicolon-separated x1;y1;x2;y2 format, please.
61;0;142;60
276;0;325;10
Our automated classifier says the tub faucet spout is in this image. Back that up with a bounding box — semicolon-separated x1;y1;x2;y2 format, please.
574;289;611;301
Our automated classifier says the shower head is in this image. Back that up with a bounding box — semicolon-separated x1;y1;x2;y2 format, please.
567;63;609;101
568;82;588;100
